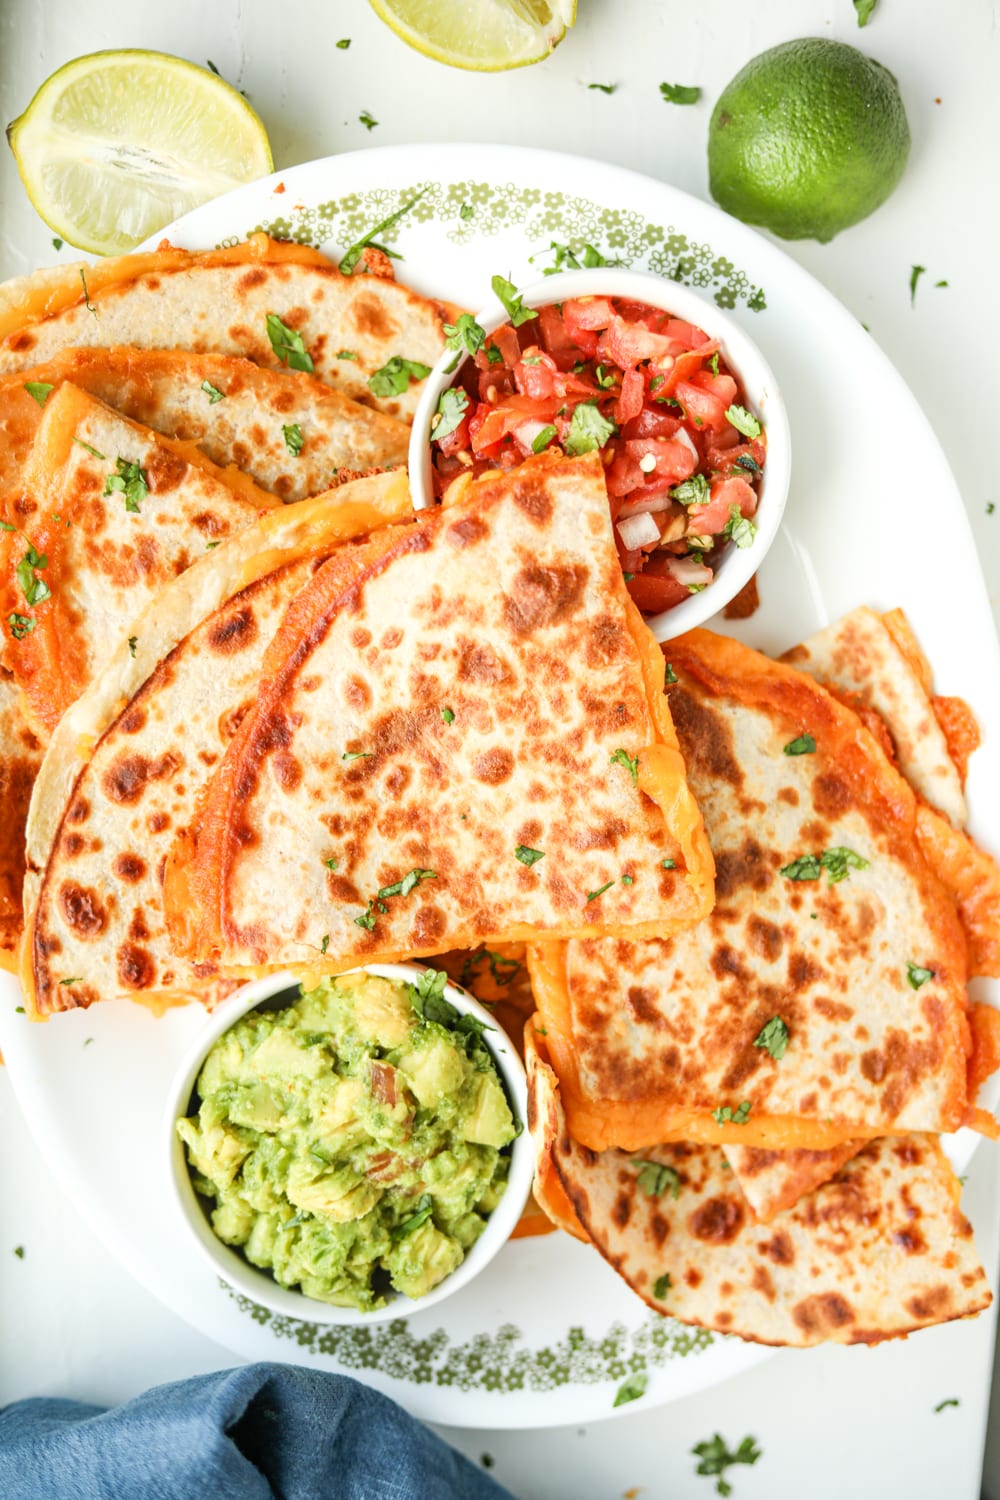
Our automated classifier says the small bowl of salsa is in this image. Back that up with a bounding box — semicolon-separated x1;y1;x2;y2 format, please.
409;267;790;640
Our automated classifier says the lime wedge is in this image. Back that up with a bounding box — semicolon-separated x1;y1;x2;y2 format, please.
369;0;576;70
7;50;274;255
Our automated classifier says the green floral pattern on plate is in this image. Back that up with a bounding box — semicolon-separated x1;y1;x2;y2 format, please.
225;1283;713;1392
233;179;766;311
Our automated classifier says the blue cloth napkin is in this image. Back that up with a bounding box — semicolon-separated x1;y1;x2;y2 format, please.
0;1363;515;1499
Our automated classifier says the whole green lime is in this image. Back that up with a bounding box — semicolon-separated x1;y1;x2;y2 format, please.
707;37;911;243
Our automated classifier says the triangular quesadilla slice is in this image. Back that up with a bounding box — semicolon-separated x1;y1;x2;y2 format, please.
0;236;453;421
0;674;42;968
0;348;409;506
21;472;411;1015
526;1022;992;1346
1;382;278;734
162;452;715;975
529;628;996;1156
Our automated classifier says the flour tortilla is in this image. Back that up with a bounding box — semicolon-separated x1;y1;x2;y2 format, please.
163;452;714;975
526;1023;991;1346
529;628;978;1157
0;349;409;505
0;675;42;967
0;237;453;422
22;471;412;1014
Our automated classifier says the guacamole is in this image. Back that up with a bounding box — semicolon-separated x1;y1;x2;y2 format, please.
177;969;517;1310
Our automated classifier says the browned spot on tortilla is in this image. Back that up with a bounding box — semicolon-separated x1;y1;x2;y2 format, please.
381;627;403;649
67;797;90;824
458;639;511;684
63;833;85;857
814;997;854;1022
120;706;147;735
793;1293;855;1334
761;1230;795;1265
893;1227;927;1255
145;446;188;493
472;748;514;785
350;291;398;341
238;268;268;291
446;515;489;548
746;916;783;961
584;616;629;669
410;903;446;947
688;1196;745;1244
273;753;302;792
148;811;171;834
208;606;257;655
117;942;156;990
351;627;372;648
906;1285;953;1320
670;688;744;788
778;786;800;806
6;330;36;354
503;563;587;635
344;675;372;712
715;838;771;899
751;1264;776;1301
59;882;107;939
113;853;146;883
788;953;823;991
612;1191;631;1229
512;480;553;526
811;772;852;819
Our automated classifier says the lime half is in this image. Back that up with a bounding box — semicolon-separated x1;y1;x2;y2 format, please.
369;0;576;70
7;50;274;255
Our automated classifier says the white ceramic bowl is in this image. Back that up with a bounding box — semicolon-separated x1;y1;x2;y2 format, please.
165;962;533;1325
408;266;791;642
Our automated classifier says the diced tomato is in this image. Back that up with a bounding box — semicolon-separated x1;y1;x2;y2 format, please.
562;297;615;336
665;317;709;348
675;378;728;432
624;437;697;484
626;567;691;612
615;367;645;425
623;405;681;441
598;315;676;370
471;394;560;453
687;476;758;533
513;349;558;399
435;417;470;458
536;303;579;369
487;324;522;369
659;343;718;397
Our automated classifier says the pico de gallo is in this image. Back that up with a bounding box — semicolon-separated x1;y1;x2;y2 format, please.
429;279;767;616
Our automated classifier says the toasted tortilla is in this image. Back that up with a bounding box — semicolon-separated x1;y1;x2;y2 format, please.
0;675;43;968
1;383;279;735
0;235;452;422
529;628;981;1156
0;349;409;506
162;452;714;975
21;472;412;1015
526;1022;991;1346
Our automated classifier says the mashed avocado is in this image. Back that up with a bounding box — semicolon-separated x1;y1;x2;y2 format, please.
177;969;517;1310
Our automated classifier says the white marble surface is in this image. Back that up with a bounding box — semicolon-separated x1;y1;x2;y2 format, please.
2;2;999;1496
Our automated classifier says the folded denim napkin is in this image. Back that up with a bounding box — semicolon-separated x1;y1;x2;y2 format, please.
0;1362;515;1499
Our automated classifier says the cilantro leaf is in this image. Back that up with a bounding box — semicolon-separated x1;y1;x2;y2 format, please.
661;858;676;869
319;935;330;955
491;274;538;327
907;961;934;990
586;880;616;902
725;404;762;439
854;0;877;22
664;662;678;687
934;1398;959;1412
653;1273;672;1299
783;734;816;756
443;313;486;371
660;81;701;105
541;241;613;275
336;348;358;360
128;636;137;657
7;612;34;640
610;747;640;785
391;1193;434;1240
336;37;350;48
377;868;437;900
441;706;455;724
201;380;225;404
633;1159;681;1199
721;503;756;549
779;853;822;882
587;82;617;94
103;457;148;514
282;423;304;457
909;264;926;307
431;387;469;443
669;472;710;507
354;901;377;932
613;1372;648;1408
15;541;50;608
692;1433;762;1495
265;313;314;373
74;439;105;460
359;110;378;131
753;1016;789;1061
342;750;371;762
368;356;431;398
338;189;428;275
23;381;53;406
712;1101;751;1125
532;424;558;453
515;845;544;866
820;846;869;884
564;400;615;456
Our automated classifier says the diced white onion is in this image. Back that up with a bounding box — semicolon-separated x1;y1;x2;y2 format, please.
617;493;675;519
512;419;552;455
617;511;662;550
664;553;714;587
674;426;699;460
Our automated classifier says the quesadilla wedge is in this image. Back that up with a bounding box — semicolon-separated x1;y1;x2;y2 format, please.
526;1022;992;1346
0;235;453;421
0;349;409;505
529;628;997;1157
162;451;714;975
0;674;43;968
1;382;278;734
22;471;411;1016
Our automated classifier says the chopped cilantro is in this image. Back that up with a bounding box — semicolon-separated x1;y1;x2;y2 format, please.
354;902;376;932
127;636;137;657
14;1006;24;1013
780;853;822;882
441;706;455;724
653;1273;672;1299
265;313;314;373
486;345;504;365
753;1016;789;1061
515;845;544;866
935;279;949;288
661;858;676;869
336;349;358;361
988;502;996;516
594;364;617;390
669;472;710;507
725;404;761;439
368;356;431;398
692;1433;762;1496
621;873;634;886
613;1372;648;1408
342;750;371;762
377;868;437;900
541;241;613;275
431;387;469;443
587;81;617;93
338;189;428;275
73;439;105;460
907;961;934;989
103;457;148;514
610;747;640;785
336;37;350;48
392;1193;433;1239
323;857;339;871
282;423;304;457
52;237;63;251
910;264;926;307
491;274;538;327
532;424;558;453
783;734;816;756
633;1159;681;1199
15;538;50;608
586;880;615;902
319;935;329;954
6;610;33;640
443;313;486;371
359;110;378;131
707;352;720;377
201;379;225;403
660;81;701;105
564;400;615;456
781;847;869;885
664;662;678;687
854;0;877;22
23;381;54;406
13;1246;24;1260
934;1398;959;1412
712;1101;752;1125
480;1454;495;1469
721;503;756;549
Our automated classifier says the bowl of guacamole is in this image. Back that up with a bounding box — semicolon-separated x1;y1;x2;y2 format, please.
166;962;532;1323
